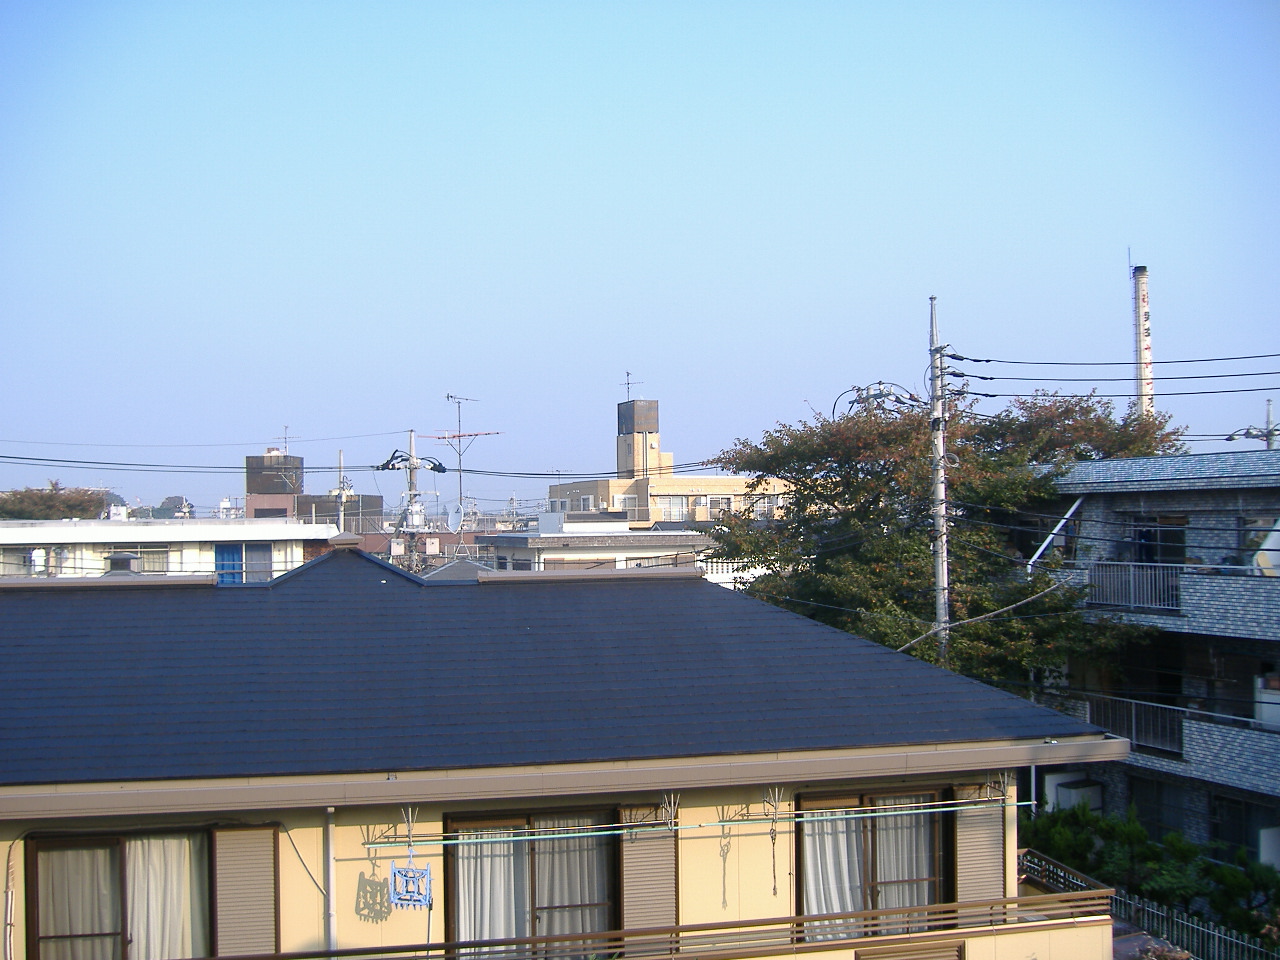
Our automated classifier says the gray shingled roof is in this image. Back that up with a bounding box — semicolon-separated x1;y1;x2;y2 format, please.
1055;449;1280;494
0;549;1097;787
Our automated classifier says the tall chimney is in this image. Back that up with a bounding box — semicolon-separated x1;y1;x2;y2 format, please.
1132;265;1154;417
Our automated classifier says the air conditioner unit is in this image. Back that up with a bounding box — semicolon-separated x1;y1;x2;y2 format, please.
1055;779;1104;814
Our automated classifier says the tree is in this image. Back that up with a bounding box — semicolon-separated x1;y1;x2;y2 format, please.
710;393;1183;683
0;482;109;520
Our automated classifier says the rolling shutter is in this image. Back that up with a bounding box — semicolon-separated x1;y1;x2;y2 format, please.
954;790;1005;904
620;805;677;929
213;827;279;955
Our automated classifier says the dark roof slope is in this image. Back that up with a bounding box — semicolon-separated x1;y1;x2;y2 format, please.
1055;449;1280;494
0;550;1098;787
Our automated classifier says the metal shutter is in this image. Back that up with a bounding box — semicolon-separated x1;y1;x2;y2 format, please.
620;806;677;929
954;791;1005;904
213;827;279;955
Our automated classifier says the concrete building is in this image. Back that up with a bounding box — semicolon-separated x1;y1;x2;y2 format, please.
1032;449;1280;865
548;399;788;527
0;517;338;581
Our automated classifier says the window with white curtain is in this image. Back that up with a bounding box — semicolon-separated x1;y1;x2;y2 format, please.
30;834;210;960
798;793;942;938
449;812;616;951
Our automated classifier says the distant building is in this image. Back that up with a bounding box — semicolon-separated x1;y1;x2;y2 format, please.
0;517;338;582
548;399;787;527
243;447;383;534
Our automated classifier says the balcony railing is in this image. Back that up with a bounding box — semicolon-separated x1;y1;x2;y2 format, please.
212;869;1112;960
1084;561;1181;610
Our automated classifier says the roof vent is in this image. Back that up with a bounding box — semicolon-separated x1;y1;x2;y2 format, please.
328;531;362;550
103;552;140;576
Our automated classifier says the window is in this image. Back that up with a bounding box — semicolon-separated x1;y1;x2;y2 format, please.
108;545;170;574
652;496;687;522
28;834;209;960
448;812;616;949
213;543;273;583
27;828;278;960
708;496;733;517
1130;775;1184;840
799;793;943;936
612;495;638;511
1128;516;1187;565
571;496;595;512
1;547;33;576
750;495;781;520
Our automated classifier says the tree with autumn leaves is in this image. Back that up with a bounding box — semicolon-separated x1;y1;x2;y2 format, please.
710;392;1185;684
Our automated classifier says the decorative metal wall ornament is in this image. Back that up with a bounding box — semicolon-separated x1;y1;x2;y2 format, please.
764;787;785;897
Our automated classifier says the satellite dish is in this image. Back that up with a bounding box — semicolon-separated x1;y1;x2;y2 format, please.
447;503;464;534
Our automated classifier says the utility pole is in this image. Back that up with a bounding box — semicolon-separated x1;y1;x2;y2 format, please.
1227;400;1278;450
929;296;952;667
337;449;346;533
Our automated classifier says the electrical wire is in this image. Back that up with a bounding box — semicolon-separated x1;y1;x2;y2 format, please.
950;351;1280;366
950;369;1280;383
963;385;1280;400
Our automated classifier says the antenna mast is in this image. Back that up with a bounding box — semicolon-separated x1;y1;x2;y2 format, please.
434;395;500;558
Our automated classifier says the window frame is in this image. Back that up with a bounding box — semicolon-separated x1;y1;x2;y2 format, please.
24;831;213;960
796;789;951;921
444;808;620;947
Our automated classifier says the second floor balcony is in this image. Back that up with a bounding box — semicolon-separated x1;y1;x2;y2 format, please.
1063;560;1280;641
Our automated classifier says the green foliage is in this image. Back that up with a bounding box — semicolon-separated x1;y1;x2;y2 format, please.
711;392;1179;682
0;481;108;520
1022;806;1280;942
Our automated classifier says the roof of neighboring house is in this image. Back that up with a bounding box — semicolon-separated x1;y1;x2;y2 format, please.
1054;449;1280;494
0;548;1100;788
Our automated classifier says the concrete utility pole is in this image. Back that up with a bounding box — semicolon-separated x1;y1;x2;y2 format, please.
929;296;952;667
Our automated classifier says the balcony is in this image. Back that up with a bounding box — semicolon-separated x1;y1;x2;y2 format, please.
1066;560;1280;640
1050;692;1280;798
227;868;1113;960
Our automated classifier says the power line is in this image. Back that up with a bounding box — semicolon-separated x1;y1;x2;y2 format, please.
950;351;1280;367
964;384;1279;400
951;369;1279;383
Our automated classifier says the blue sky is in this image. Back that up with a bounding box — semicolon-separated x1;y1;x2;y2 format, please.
1;1;1277;513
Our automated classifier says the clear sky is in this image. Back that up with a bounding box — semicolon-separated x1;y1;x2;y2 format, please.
1;1;1277;515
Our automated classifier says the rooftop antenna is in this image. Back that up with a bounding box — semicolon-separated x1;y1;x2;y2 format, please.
434;395;500;558
275;425;292;455
622;371;644;401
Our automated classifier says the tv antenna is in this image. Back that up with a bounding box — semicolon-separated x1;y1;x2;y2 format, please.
621;371;644;401
433;394;500;557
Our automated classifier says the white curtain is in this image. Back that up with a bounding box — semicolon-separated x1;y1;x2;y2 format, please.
872;795;933;912
532;814;612;937
455;829;531;946
124;835;209;960
36;846;121;960
800;812;866;940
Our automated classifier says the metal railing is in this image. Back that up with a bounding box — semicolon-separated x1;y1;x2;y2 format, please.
208;874;1112;960
1085;561;1181;610
1020;850;1280;959
1083;693;1185;754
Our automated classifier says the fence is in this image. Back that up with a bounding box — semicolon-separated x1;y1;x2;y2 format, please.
1112;892;1280;960
1083;693;1185;755
1087;561;1181;610
1020;850;1280;960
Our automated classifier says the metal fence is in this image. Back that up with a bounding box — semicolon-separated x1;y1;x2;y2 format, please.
1113;892;1280;960
1020;850;1280;960
1083;693;1185;755
1087;561;1181;611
